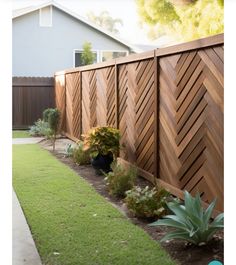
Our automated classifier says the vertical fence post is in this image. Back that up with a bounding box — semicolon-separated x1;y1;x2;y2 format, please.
79;71;83;139
154;50;159;185
115;61;119;129
64;73;67;135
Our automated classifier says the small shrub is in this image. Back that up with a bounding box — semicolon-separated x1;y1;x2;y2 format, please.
43;108;52;122
149;191;224;246
64;143;74;158
72;141;90;165
29;119;52;138
43;108;60;151
125;186;169;219
83;126;120;158
104;162;137;198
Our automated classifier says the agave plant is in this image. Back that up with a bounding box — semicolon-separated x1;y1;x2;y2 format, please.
149;191;224;245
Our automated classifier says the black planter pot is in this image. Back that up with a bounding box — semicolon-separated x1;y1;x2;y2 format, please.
91;153;113;174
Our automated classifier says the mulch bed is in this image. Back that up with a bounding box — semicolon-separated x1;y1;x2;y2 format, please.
40;142;223;265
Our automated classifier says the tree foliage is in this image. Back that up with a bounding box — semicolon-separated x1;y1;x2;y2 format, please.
81;42;95;66
43;108;60;152
136;0;224;42
87;10;123;34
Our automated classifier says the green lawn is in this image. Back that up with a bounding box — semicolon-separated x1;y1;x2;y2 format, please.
12;130;31;138
13;144;176;265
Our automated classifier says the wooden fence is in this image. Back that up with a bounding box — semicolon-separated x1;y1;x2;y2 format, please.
55;34;224;212
13;77;55;129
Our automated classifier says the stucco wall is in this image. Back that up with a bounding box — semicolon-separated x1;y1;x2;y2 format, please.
12;7;130;76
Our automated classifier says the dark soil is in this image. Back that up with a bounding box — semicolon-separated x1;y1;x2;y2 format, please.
41;143;224;265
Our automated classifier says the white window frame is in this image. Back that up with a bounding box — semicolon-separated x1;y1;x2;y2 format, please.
73;49;99;67
39;6;52;27
100;50;129;62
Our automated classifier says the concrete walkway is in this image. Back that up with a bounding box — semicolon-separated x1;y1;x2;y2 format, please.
13;138;43;265
12;137;44;145
12;190;42;265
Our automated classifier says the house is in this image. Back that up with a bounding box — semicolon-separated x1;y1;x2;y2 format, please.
12;1;141;77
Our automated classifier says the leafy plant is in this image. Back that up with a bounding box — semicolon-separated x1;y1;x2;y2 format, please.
64;143;74;158
43;108;60;151
72;141;91;165
81;41;96;65
43;108;52;122
104;162;137;198
29;119;52;138
149;191;224;245
83;126;120;159
125;186;169;219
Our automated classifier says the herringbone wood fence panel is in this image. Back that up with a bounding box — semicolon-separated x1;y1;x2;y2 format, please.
96;69;107;127
55;75;66;131
81;67;116;134
54;34;224;212
159;45;223;211
89;70;97;128
82;71;91;134
105;66;116;127
71;72;81;139
65;74;74;137
118;59;155;174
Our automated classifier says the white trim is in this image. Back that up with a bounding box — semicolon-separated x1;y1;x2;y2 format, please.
12;1;142;53
39;5;52;27
73;49;99;67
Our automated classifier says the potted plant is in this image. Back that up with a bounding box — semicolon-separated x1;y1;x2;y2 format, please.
83;126;120;174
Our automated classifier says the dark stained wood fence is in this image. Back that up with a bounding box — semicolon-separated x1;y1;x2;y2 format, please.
13;77;55;129
55;34;224;212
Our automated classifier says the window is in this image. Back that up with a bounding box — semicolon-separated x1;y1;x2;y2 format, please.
39;6;52;27
74;50;98;67
101;51;128;62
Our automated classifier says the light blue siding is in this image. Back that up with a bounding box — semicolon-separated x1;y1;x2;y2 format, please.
13;7;130;76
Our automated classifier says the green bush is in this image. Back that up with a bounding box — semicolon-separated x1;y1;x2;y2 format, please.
149;191;224;246
48;109;60;133
104;162;137;198
72;141;91;165
43;108;52;122
29;119;52;138
42;108;60;151
64;143;74;158
83;126;120;159
125;186;169;219
81;41;96;65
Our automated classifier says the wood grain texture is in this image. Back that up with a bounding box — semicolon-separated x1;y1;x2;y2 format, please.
118;59;155;173
55;75;66;132
54;34;224;212
159;47;224;211
13;77;55;129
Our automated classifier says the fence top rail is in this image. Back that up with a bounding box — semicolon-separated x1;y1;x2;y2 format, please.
54;33;223;76
13;76;54;87
155;33;223;57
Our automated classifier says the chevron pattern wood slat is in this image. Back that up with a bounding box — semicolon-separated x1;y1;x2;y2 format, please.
65;74;74;136
159;46;223;211
55;75;66;131
118;60;155;173
54;35;224;212
82;71;90;134
71;72;81;139
65;73;82;139
81;67;116;134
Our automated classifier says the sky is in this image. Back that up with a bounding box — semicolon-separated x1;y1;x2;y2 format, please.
12;0;171;46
